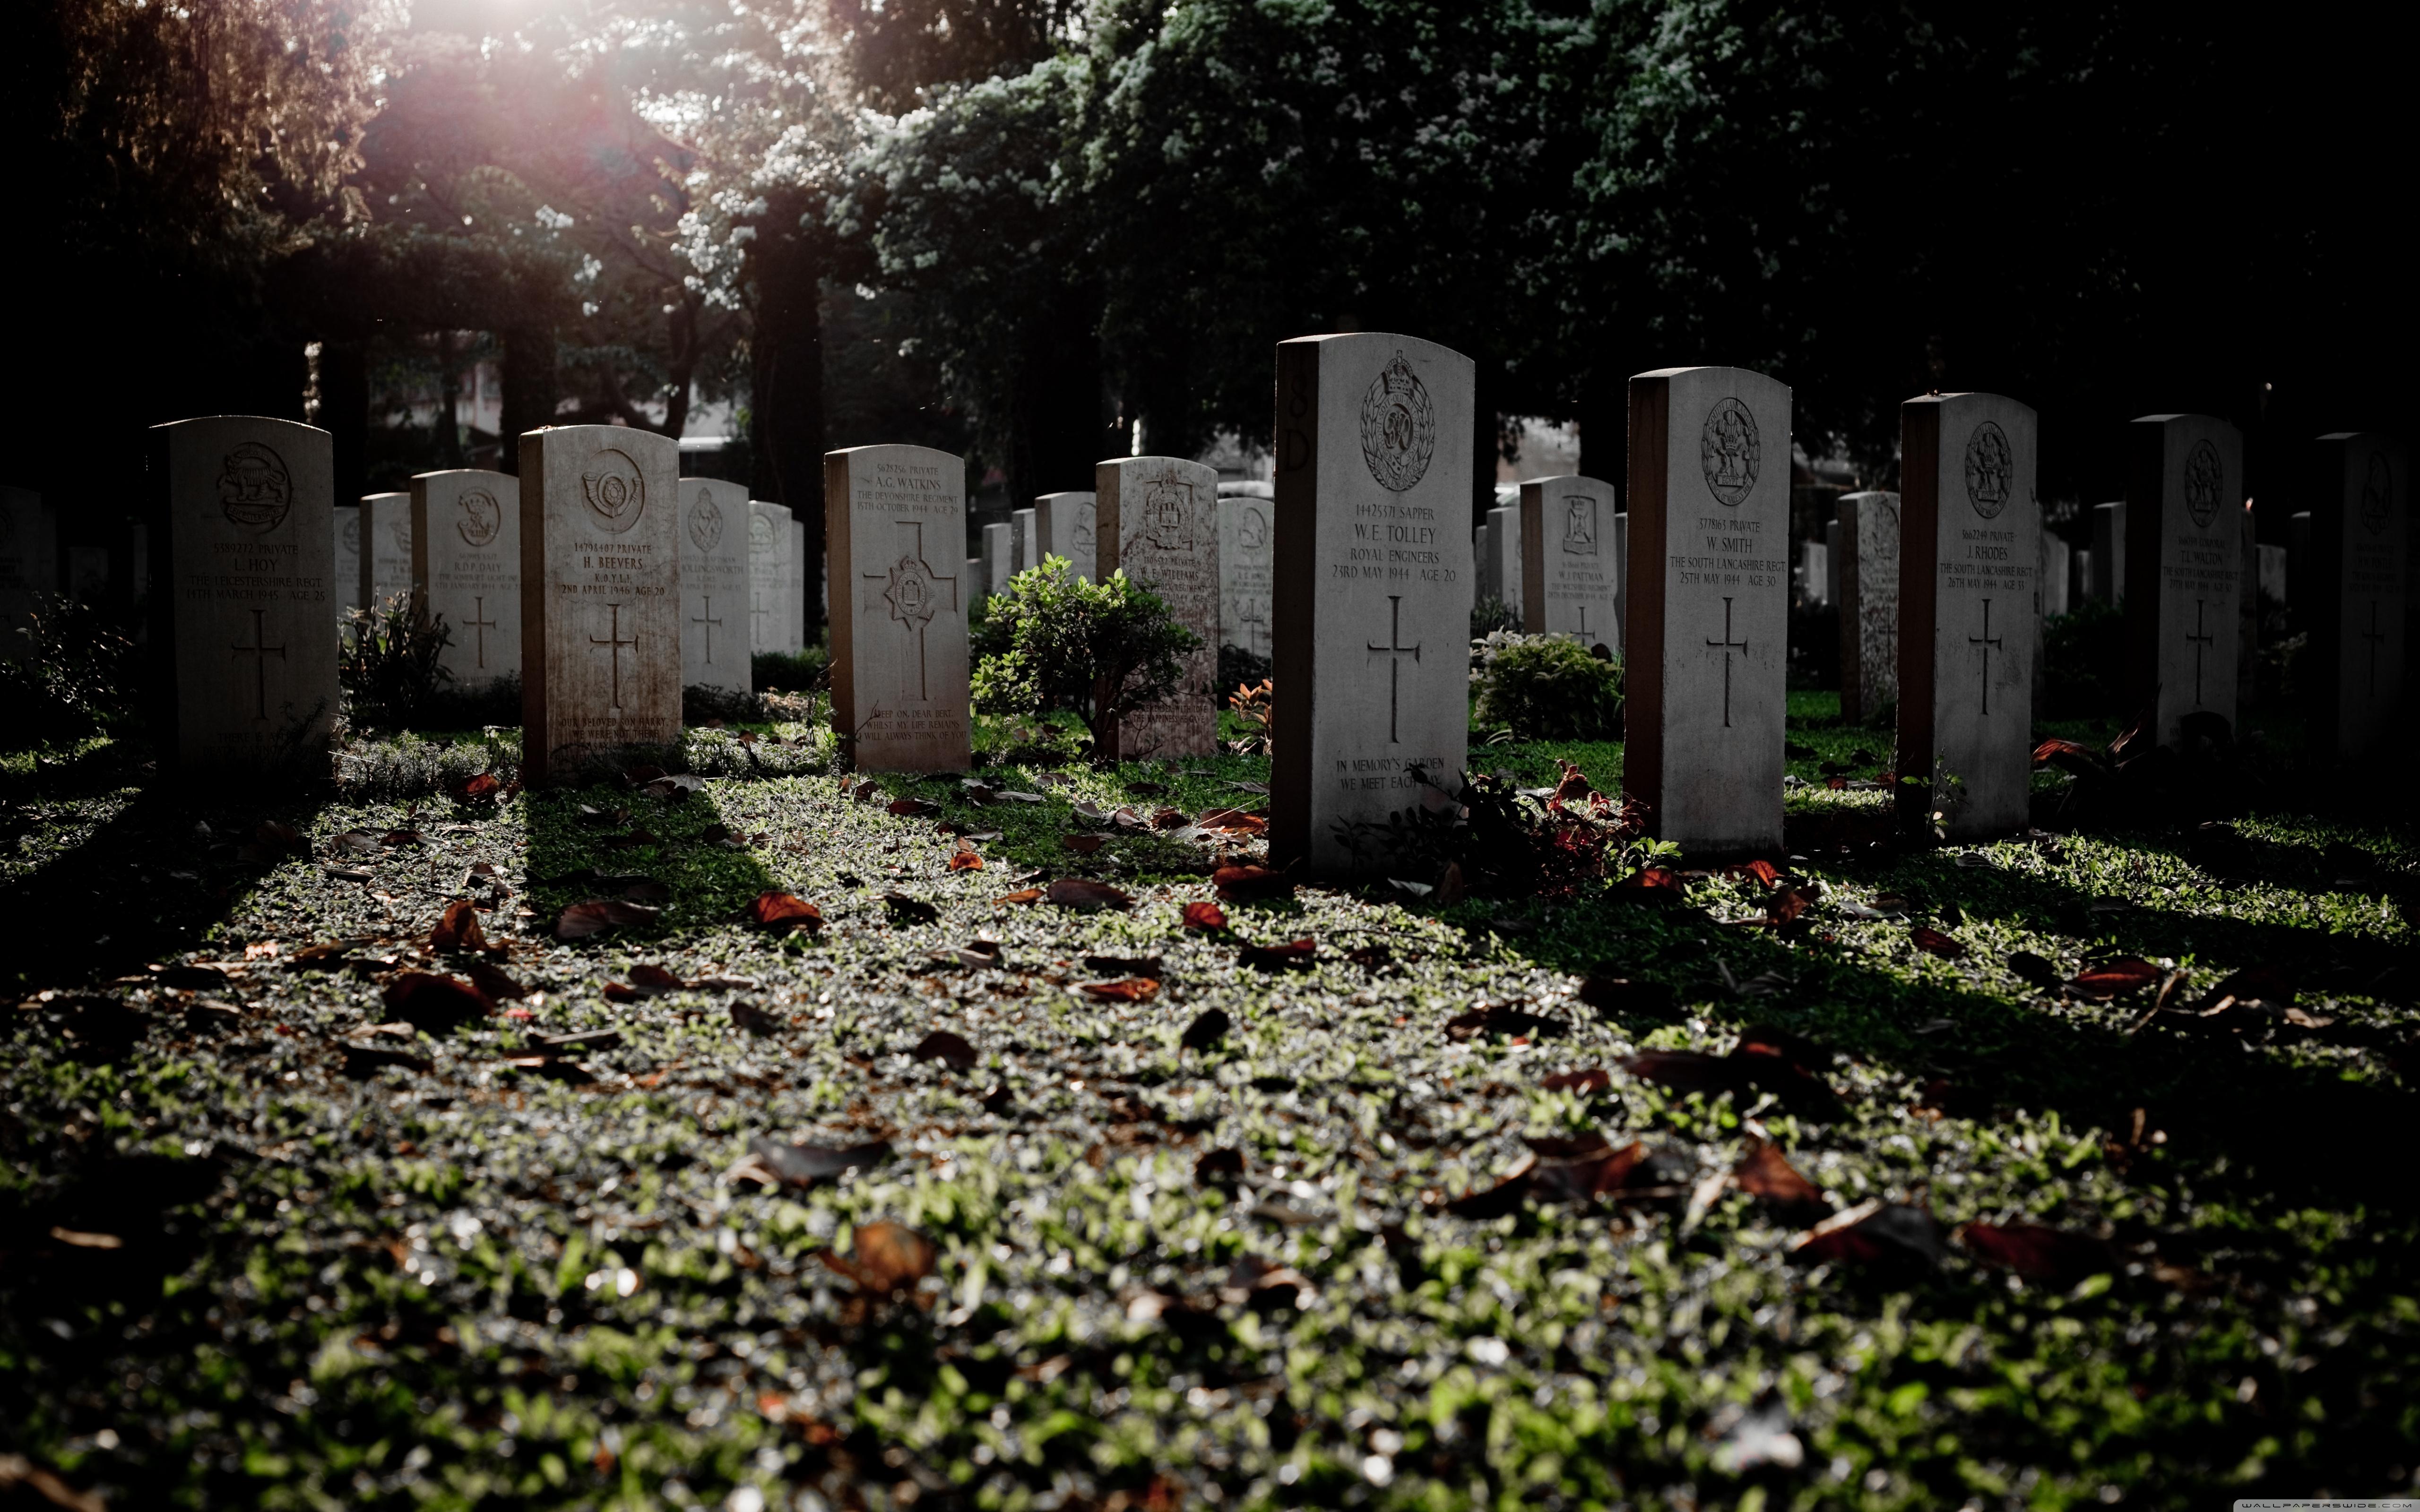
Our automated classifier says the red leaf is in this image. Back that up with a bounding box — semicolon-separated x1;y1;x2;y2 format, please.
909;1029;979;1071
467;961;527;1002
2032;738;2096;766
947;849;985;872
1735;1140;1830;1220
1767;887;1814;925
1527;1141;1652;1203
1911;925;1967;959
1046;878;1132;909
381;971;491;1031
1239;937;1316;970
1080;977;1160;1002
1195;808;1267;835
1551;761;1595;802
821;1220;938;1297
629;963;685;992
428;899;489;953
555;899;662;941
456;772;502;801
1741;859;1781;887
2070;956;2161;999
886;798;940;817
1961;1222;2115;1286
1614;867;1681;897
992;887;1045;905
749;892;824;933
1181;900;1229;931
1212;865;1293;902
1789;1201;1947;1267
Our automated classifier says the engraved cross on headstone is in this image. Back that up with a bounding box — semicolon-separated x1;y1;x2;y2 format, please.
1706;596;1749;728
589;601;636;711
1236;599;1271;659
231;607;286;721
691;594;724;666
2360;600;2387;698
751;591;768;646
1967;598;2003;716
1366;594;1422;743
862;520;959;702
2186;598;2216;705
464;595;499;670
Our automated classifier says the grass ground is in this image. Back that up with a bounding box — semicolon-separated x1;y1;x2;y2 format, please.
2;691;2416;1511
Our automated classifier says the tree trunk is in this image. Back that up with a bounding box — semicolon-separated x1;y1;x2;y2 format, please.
435;328;464;468
498;326;558;474
749;193;827;631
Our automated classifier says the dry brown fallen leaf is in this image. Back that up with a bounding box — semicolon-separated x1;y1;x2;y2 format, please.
1080;977;1160;1002
1046;878;1132;909
748;892;823;933
821;1220;938;1299
428;899;488;953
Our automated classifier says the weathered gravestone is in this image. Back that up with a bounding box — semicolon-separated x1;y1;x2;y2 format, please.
2092;501;2126;603
748;501;792;653
790;519;807;650
2305;432;2409;757
981;522;1011;597
1798;539;1830;608
1518;474;1621;650
2042;533;2071;617
361;490;413;607
1011;507;1037;573
519;426;681;782
0;485;56;655
1896;393;2039;837
1624;366;1791;855
1484;503;1522;618
1835;490;1901;724
825;445;971;773
1270;334;1473;874
1218;491;1273;662
1098;455;1221;759
2237;505;2259;713
2123;414;2245;747
679;477;752;695
148;417;340;770
1037;491;1097;581
332;504;362;623
412;469;520;687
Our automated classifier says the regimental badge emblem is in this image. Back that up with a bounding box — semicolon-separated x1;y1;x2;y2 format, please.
1073;520;1096;553
2360;453;2394;537
1561;494;1598;556
749;510;775;553
341;514;360;554
1240;505;1268;552
2182;440;2224;529
688;490;724;552
1144;477;1195;551
1963;421;2013;518
1360;352;1436;494
881;553;942;632
580;448;646;534
217;443;293;531
457;488;501;548
1700;398;1759;507
388;521;411;554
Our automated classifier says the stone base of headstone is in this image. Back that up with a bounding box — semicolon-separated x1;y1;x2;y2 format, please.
1895;394;2038;838
519;427;682;783
1100;455;1221;760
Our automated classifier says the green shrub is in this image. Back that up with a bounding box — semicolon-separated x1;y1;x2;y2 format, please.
972;558;1201;754
752;644;827;693
1474;633;1622;740
0;595;136;749
1471;594;1518;636
339;592;453;731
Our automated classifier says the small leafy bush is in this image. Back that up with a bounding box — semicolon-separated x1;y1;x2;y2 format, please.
1332;760;1660;898
1226;678;1273;755
1473;633;1622;740
341;591;452;731
972;559;1201;755
0;595;136;749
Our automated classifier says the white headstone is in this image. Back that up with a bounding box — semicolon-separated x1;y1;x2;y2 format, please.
2091;500;2126;604
0;486;57;656
2306;432;2409;756
1099;455;1221;759
1896;393;2039;836
1037;491;1098;582
1484;504;1522;617
332;504;362;623
1218;492;1273;662
2258;543;2287;602
1798;540;1830;608
411;469;519;689
825;445;971;773
980;522;1011;597
149;417;340;769
748;501;793;654
679;477;752;694
1517;474;1620;649
1011;507;1037;573
361;490;413;608
2123;414;2244;747
1835;491;1901;724
1269;333;1474;874
1623;366;1790;855
519;426;681;782
2041;533;2071;617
